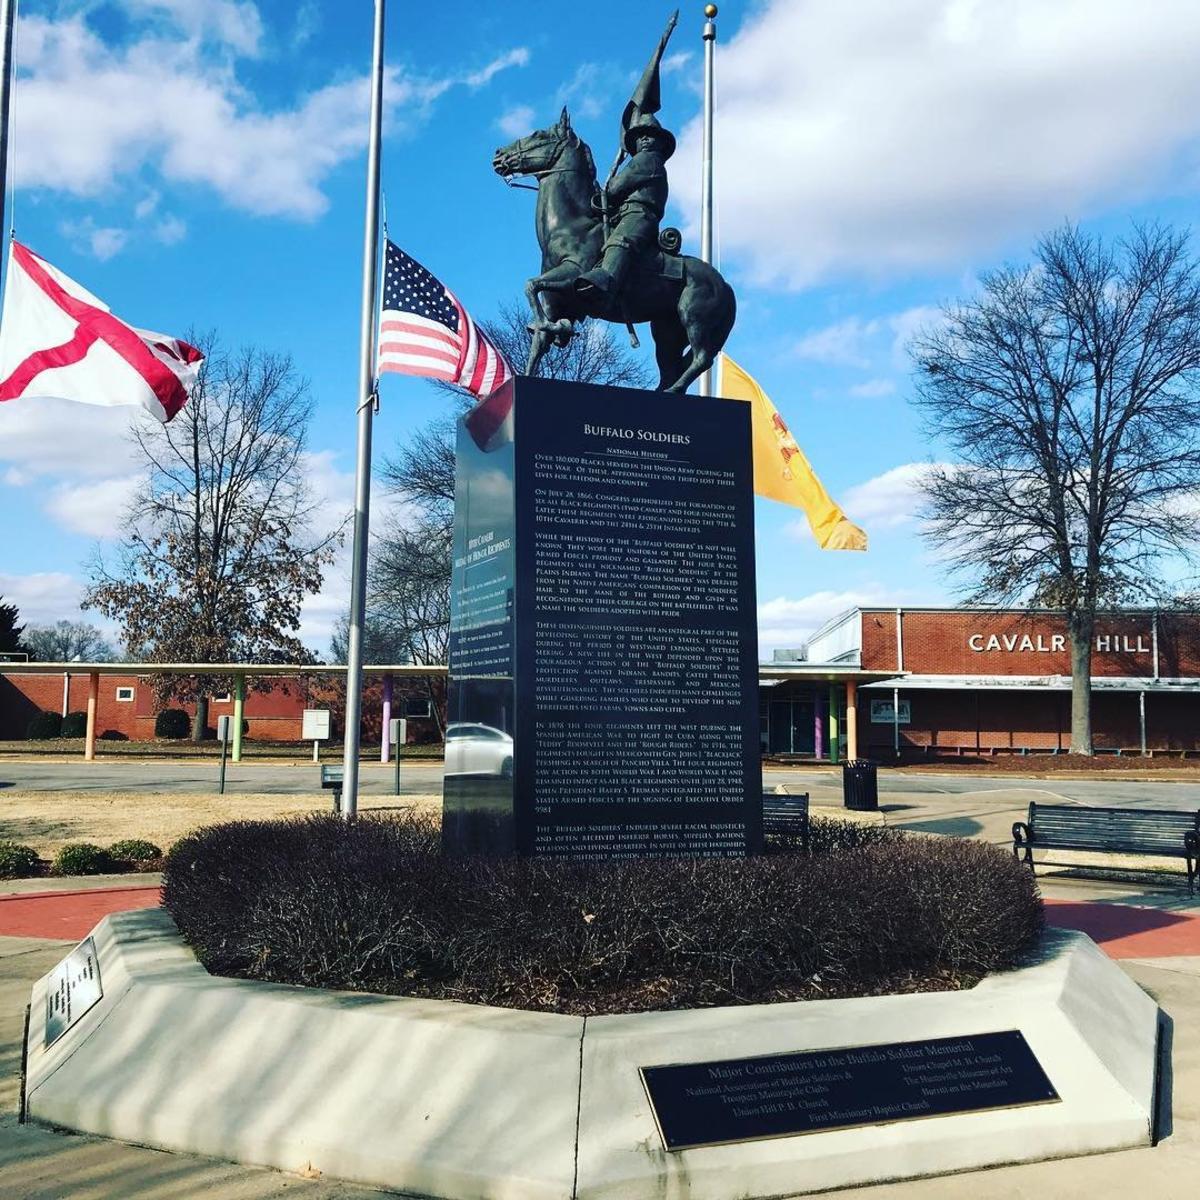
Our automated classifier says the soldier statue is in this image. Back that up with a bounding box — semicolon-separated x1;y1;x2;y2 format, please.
492;9;736;392
575;114;676;304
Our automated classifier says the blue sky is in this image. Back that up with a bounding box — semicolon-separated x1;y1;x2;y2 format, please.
3;0;1200;656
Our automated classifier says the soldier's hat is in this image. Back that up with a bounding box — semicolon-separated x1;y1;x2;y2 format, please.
623;113;676;159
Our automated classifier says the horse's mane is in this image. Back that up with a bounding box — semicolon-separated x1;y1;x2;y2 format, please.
577;138;597;188
560;129;599;195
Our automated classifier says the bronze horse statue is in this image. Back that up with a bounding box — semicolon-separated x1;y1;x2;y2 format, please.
493;108;735;393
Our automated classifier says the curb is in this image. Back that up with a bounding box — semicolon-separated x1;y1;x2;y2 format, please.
0;884;160;904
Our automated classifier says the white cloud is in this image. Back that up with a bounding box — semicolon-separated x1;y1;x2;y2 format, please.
496;104;536;140
848;378;896;398
16;14;527;221
793;317;876;367
153;215;187;245
0;572;86;626
299;449;355;541
839;462;943;530
0;397;145;480
466;48;531;89
298;568;349;652
59;217;128;261
133;190;160;219
290;1;320;52
758;586;897;652
43;476;143;538
119;1;265;57
793;306;942;369
672;0;1200;287
556;63;614;121
662;50;693;76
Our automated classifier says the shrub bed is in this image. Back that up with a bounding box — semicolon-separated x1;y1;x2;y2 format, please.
26;711;63;740
163;814;1043;1015
61;711;89;738
52;843;114;876
108;839;163;870
0;841;40;879
155;709;190;739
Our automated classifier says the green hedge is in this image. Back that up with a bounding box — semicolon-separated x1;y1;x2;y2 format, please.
61;711;88;738
154;709;190;739
0;841;40;879
163;813;1043;1015
52;843;114;876
108;838;162;865
26;711;62;739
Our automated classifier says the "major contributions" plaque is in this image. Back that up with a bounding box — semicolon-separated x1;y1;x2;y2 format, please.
442;376;761;858
641;1031;1060;1151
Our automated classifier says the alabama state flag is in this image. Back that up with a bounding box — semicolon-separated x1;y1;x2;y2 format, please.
0;240;202;422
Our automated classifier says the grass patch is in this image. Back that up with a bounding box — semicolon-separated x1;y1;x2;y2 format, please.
0;789;441;859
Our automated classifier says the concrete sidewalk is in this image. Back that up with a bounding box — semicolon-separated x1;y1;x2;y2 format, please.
0;917;1192;1198
1;779;1196;1200
0;932;389;1199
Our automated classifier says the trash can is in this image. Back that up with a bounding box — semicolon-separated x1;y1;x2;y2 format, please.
842;759;878;811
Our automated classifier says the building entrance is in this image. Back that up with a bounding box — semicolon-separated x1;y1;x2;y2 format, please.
768;699;815;755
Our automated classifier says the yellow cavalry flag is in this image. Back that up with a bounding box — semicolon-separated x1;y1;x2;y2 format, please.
718;354;868;551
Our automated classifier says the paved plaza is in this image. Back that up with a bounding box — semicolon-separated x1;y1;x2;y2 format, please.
0;766;1196;1197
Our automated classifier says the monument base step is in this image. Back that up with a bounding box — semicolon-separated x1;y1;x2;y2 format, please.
25;910;1159;1199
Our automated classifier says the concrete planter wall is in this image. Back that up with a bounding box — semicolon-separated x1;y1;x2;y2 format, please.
26;910;1159;1200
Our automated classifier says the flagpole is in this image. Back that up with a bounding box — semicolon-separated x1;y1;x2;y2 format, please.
340;0;387;820
698;3;717;396
0;0;16;245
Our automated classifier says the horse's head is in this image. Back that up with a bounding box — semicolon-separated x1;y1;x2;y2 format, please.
493;106;577;180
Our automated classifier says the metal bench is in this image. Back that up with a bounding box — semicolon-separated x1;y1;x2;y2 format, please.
762;791;810;851
1012;802;1199;892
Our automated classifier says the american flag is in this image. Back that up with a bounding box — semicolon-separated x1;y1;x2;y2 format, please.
377;240;512;398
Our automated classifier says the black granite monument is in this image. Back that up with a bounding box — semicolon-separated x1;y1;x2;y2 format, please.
442;376;761;858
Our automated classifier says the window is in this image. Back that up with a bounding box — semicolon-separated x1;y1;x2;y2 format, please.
213;693;232;703
115;687;135;702
404;697;432;718
869;699;911;725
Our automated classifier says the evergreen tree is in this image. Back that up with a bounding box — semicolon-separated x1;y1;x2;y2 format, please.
0;598;25;656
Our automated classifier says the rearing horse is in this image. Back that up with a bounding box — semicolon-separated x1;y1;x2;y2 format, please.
493;108;735;393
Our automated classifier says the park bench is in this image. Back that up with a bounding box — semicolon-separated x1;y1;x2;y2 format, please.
1012;802;1199;892
762;791;810;851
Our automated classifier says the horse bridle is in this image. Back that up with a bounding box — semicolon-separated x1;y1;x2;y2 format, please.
498;129;580;192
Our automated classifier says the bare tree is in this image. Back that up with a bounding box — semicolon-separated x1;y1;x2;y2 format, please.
380;298;654;525
477;300;655;389
24;621;115;662
86;337;341;739
911;224;1200;753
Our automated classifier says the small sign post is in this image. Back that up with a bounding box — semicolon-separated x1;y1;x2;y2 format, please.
389;717;407;796
216;715;232;795
320;763;345;813
302;708;332;764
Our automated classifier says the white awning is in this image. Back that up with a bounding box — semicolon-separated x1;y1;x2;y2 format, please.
860;674;1200;693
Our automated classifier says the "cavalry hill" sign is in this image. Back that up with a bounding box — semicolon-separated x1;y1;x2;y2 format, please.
967;632;1151;654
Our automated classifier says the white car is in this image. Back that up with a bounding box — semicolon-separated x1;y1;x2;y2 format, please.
444;722;514;777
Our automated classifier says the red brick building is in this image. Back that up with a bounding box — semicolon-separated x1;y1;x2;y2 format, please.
760;607;1200;760
0;669;442;744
